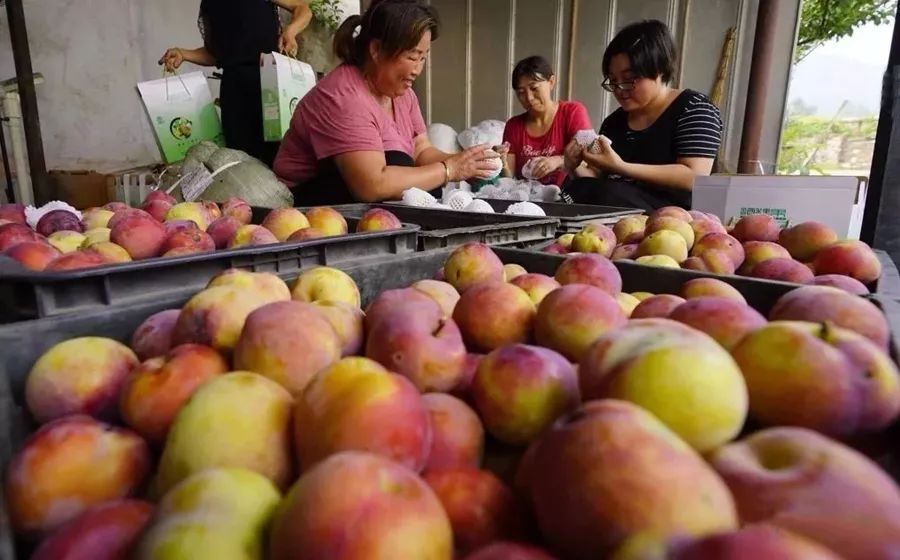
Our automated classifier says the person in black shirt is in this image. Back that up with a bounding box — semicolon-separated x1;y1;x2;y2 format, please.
562;20;722;211
159;0;312;167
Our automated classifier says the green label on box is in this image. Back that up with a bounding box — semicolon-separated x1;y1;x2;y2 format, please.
739;207;789;228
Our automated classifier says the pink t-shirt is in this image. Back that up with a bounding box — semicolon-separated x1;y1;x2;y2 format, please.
502;100;592;186
274;64;427;186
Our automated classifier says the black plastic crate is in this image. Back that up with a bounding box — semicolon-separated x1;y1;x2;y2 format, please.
0;218;418;323
317;203;558;250
471;199;643;232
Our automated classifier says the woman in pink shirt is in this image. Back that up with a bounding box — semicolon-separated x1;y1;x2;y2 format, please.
274;0;495;204
500;56;593;187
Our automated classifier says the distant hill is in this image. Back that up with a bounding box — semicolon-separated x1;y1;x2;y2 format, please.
788;53;885;117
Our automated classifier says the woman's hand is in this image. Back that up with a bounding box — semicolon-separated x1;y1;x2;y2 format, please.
527;156;564;180
563;139;584;173
279;32;299;58
445;145;499;182
159;48;184;71
582;139;625;174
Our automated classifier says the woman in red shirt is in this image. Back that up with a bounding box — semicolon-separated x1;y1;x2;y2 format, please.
500;56;593;186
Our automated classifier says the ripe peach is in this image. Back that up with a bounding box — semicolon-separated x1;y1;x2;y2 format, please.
542;243;568;255
0;222;43;252
681;277;747;303
555;253;622;295
165;202;209;230
463;543;557;560
444;243;505;292
26;337;139;423
206;216;242;249
110;215;166;259
103;201;129;213
731;214;780;243
46;250;108;271
5;415;151;538
130;309;183;361
731;321;900;436
711;427;900;560
651;206;693;222
161;229;215;255
107;208;152;231
611;243;639;261
556;233;575;249
356;208;402;232
141;199;172;222
80;227;111;247
769;285;889;349
503;263;527;282
666;524;843;560
614;216;647;244
739;241;792;275
535;284;627;362
453;282;536;352
630;294;686;319
222;197;252;225
269;451;452;560
681;251;737;275
669;297;767;350
635;254;680;268
201;200;222;223
287;227;325;242
510;273;561;305
616;292;642;317
82;208;115;230
367;301;468;392
572;223;617;257
234;301;342;395
207;269;292;300
529;400;737;558
646;216;695;249
87;242;132;264
413;279;461;319
4;241;60;271
637;230;689;262
0;202;26;224
810;274;870;295
813;240;882;284
261;208;310;242
227;224;278;248
292;266;361;307
30;499;154;560
778;221;838;262
48;230;87;254
423;393;484;473
424;468;526;554
473;344;580;445
691;233;745;267
750;257;815;283
119;343;228;445
294;357;432;472
162;219;199;236
365;287;438;330
690;216;728;241
312;300;365;357
305;206;349;236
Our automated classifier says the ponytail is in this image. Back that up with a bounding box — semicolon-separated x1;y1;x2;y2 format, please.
333;14;364;65
333;0;439;68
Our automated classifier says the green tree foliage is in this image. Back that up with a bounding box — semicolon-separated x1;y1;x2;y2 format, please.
796;0;897;62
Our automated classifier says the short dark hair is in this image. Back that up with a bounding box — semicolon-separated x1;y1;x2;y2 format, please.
511;56;555;89
602;20;677;83
334;0;440;67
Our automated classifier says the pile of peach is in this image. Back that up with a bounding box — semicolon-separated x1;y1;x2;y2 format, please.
545;206;881;293
0;197;402;272
4;242;900;559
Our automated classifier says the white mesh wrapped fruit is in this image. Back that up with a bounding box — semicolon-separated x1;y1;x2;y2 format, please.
25;201;82;229
521;158;541;181
505;202;546;217
482;149;504;181
446;190;474;211
401;188;438;208
574;129;600;148
464;199;495;213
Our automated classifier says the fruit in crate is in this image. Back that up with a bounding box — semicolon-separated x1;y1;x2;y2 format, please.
46;249;108;270
535;284;627;361
165;202;209;230
768;285;889;349
107;208;151;230
269;451;452;560
141;198;173;222
0;222;43;251
509;273;560;305
153;372;293;496
366;287;438;329
444;242;505;292
227;224;278;248
554;253;622;295
293;357;432;472
47;230;86;253
201;200;222;223
208;268;291;299
749;257;815;283
635;254;681;268
631;294;686;319
131;309;186;360
161;229;215;256
423;393;484;472
36;210;84;236
731;321;900;436
292;266;361;307
581;319;749;452
5;415;151;538
637;230;688;263
110;214;167;260
472;344;580;445
144;190;177;205
669;296;767;350
813;239;882;284
206;216;242;249
287;227;325;241
82;208;115;230
119;343;228;445
412;279;460;319
356;207;402;232
305;206;349;236
811;273;870;294
261;208;310;241
615;292;641;317
103;201;129;213
26;337;139;423
136;468;281;560
739;241;791;275
162;218;199;236
611;243;639;260
731;214;780;243
645;216;695;249
222;196;252;225
453;282;536;352
312;300;365;356
613;216;646;244
690;215;728;241
0;202;26;224
88;242;132;264
30;500;154;560
81;227;111;247
691;232;745;267
463;543;557;560
711;427;900;560
503;263;527;281
681;251;737;274
681;277;746;303
556;233;575;249
528;400;738;559
572;223;616;257
5;241;60;271
778;221;838;262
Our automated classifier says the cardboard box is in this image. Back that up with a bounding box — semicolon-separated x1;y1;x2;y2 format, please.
692;175;867;239
260;53;316;142
48;170;114;209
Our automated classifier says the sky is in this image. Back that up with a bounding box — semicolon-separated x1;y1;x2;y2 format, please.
788;21;894;117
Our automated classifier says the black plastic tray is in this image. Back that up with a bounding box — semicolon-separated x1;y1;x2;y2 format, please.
2;248;899;559
473;199;643;232
0;217;418;323
315;203;558;250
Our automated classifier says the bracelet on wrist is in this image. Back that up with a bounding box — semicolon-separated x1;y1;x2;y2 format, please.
441;161;451;185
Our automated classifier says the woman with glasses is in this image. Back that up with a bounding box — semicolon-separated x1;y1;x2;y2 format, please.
562;20;722;211
498;56;593;186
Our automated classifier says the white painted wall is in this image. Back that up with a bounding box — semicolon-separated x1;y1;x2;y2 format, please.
0;0;214;172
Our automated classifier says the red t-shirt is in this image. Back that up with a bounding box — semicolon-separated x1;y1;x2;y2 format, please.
502;100;592;186
274;64;427;186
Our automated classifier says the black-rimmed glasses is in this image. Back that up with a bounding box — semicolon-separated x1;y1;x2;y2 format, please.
601;79;637;93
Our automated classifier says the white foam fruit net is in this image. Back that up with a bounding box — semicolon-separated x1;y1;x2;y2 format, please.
464;199;495;213
505;201;546;217
445;190;474;211
401;187;439;208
